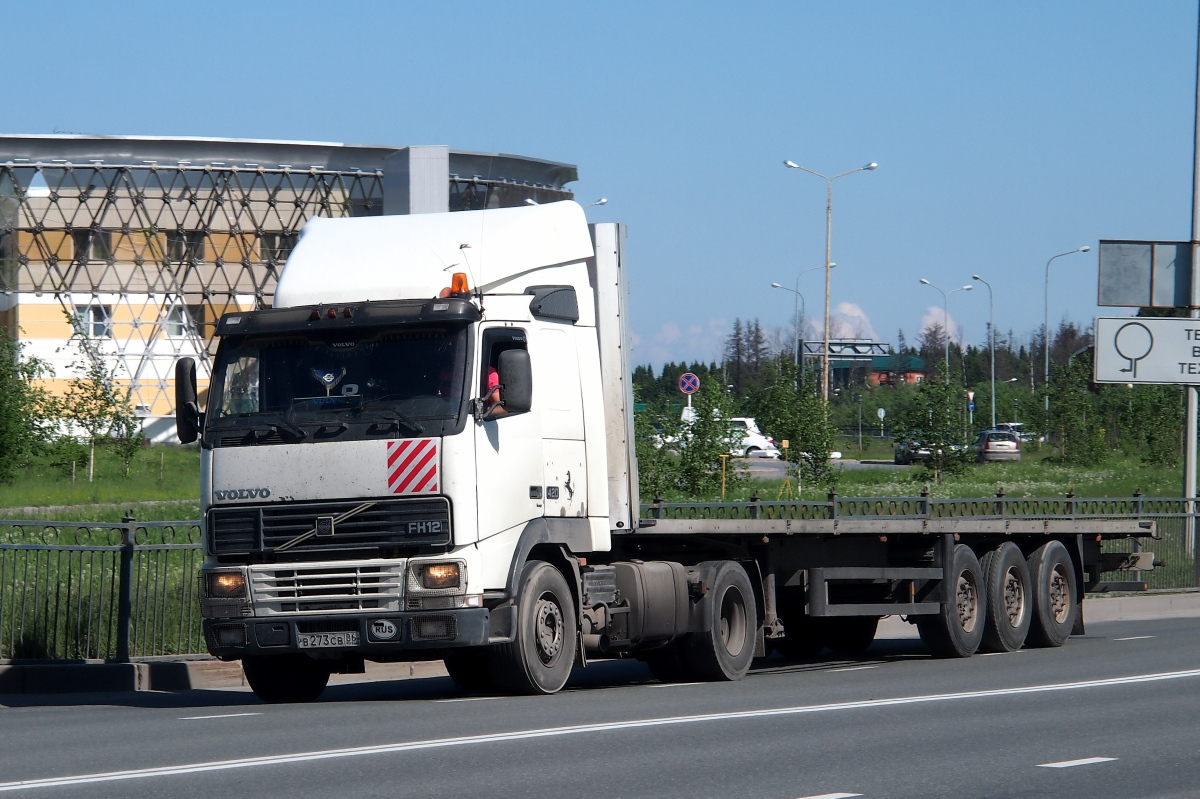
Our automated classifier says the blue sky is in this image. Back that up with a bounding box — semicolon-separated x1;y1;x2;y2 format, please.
5;1;1198;368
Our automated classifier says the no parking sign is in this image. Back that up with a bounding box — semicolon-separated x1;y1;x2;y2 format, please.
678;372;699;394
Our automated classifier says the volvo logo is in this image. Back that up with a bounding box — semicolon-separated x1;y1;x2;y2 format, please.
214;488;271;501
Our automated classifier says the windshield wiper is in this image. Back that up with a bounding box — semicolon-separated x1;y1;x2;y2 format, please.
353;399;425;435
253;413;308;441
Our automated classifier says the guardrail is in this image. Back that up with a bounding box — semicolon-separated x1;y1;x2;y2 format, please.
0;517;201;661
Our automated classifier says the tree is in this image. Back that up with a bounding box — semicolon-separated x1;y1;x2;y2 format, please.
1047;356;1106;466
0;329;55;482
755;361;840;492
62;320;143;481
672;380;743;497
894;366;972;483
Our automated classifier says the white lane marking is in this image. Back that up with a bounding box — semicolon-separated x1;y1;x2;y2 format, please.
1114;636;1155;641
433;697;500;703
178;712;263;720
980;651;1024;657
1038;757;1118;769
829;666;878;672
647;682;704;688
2;668;1197;792
794;793;862;799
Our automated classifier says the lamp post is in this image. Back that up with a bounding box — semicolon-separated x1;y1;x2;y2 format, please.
919;279;973;370
783;159;877;402
972;274;996;429
1043;246;1091;412
772;264;832;365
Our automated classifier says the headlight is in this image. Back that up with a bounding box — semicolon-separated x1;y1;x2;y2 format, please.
420;562;461;590
206;571;247;598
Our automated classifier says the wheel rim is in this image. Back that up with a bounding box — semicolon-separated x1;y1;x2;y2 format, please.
1002;566;1026;628
533;592;565;665
718;587;748;656
956;572;978;633
1048;565;1071;624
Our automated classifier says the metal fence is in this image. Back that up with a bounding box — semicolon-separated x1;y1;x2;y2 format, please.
2;499;1197;662
642;493;1200;591
0;517;201;661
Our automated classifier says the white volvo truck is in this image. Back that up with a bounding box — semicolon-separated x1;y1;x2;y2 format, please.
178;201;1155;702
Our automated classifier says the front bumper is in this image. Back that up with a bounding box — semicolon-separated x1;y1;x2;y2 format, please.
203;608;490;659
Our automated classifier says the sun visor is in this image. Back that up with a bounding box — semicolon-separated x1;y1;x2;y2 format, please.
273;201;594;308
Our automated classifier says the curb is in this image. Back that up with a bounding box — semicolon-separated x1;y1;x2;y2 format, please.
4;592;1200;697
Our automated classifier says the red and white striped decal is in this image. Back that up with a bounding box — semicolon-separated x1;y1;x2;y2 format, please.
386;439;439;494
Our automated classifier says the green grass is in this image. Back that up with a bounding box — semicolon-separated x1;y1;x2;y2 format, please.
687;450;1186;503
0;444;201;520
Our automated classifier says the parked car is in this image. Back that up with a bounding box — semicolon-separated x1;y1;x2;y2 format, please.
894;435;932;465
974;429;1021;462
995;422;1039;443
729;417;780;458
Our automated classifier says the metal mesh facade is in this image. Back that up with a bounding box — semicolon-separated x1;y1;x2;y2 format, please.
0;138;577;435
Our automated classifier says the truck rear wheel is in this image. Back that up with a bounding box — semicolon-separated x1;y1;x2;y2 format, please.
1025;540;1077;648
825;616;879;656
443;651;496;692
684;561;757;681
490;561;577;695
242;654;331;703
980;542;1032;652
916;544;986;658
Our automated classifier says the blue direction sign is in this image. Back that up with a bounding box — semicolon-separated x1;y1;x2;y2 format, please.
969;401;975;412
678;372;700;395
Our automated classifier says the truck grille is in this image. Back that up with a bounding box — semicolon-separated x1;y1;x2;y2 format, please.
209;498;451;556
249;561;404;614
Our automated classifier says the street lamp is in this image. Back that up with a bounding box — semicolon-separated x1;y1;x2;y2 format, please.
972;274;996;429
919;279;972;370
1043;246;1091;411
783;159;877;402
771;264;833;364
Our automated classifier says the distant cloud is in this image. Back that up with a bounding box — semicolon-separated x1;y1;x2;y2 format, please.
920;304;962;342
801;302;878;342
631;317;728;367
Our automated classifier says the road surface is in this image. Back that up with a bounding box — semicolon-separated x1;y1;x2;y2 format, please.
1;616;1198;798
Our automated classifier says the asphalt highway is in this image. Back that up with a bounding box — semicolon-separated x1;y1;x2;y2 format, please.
2;616;1199;798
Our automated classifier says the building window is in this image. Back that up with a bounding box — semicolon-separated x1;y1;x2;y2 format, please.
71;230;112;261
164;305;189;337
166;231;206;262
260;232;297;263
76;304;112;338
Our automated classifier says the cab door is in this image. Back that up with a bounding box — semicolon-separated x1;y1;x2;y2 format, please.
536;326;587;518
473;326;543;540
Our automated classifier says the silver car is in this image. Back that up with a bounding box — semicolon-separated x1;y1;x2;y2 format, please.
974;430;1021;462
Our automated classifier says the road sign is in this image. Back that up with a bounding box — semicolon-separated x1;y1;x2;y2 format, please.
967;390;975;402
1094;316;1200;384
876;407;886;420
678;372;700;394
969;401;975;412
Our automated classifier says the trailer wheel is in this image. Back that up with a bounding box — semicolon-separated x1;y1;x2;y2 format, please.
980;542;1032;652
684;561;757;681
916;544;986;658
443;651;496;692
1025;540;1077;648
242;654;330;703
825;616;880;656
490;561;577;695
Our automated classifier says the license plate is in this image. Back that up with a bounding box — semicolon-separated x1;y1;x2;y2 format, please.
297;631;360;649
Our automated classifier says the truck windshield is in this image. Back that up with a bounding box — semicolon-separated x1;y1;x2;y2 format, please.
208;325;468;436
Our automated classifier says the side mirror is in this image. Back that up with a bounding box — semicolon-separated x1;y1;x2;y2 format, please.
175;357;201;444
497;349;532;414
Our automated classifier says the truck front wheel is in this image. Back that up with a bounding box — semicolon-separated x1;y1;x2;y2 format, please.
490;561;577;695
916;544;986;658
242;654;331;703
684;560;757;681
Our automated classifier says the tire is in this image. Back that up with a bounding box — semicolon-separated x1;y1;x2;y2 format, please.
683;561;757;681
443;651;496;692
490;561;577;694
825;616;879;656
979;542;1032;653
642;640;695;683
916;544;986;658
1025;540;1078;648
745;447;760;458
242;654;331;703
